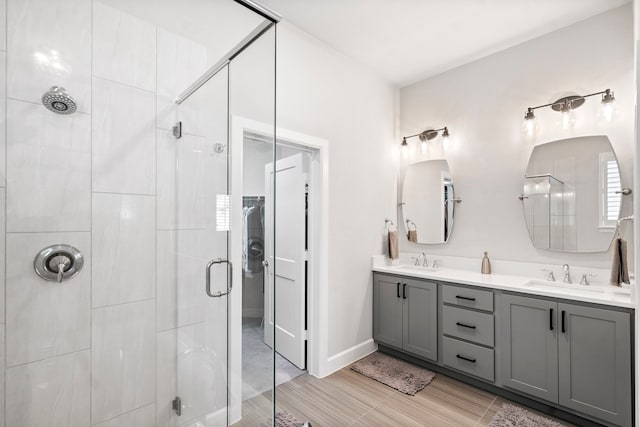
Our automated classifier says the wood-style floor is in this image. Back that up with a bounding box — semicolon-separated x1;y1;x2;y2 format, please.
233;362;574;426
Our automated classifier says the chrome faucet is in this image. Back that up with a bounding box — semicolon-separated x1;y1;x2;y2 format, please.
421;252;428;267
562;264;572;284
580;273;596;286
542;269;555;282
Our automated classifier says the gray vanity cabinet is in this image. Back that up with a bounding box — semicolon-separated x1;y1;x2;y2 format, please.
558;303;631;427
373;274;404;349
502;294;632;427
373;273;438;361
403;278;438;360
501;295;559;402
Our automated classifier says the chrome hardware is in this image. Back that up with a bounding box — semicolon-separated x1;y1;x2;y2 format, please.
615;188;632;196
580;273;597;286
172;396;182;416
432;259;441;268
541;269;555;282
262;260;269;268
421;252;428;267
206;258;233;298
172;121;182;139
411;256;420;266
34;244;84;283
562;264;572;284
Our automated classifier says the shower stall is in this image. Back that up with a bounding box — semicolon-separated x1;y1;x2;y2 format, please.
0;0;285;425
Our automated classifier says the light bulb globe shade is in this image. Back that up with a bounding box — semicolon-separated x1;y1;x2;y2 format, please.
524;117;535;136
419;140;428;154
400;138;409;159
561;110;575;130
601;91;615;122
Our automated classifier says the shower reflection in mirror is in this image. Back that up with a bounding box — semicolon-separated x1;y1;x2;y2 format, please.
520;135;630;253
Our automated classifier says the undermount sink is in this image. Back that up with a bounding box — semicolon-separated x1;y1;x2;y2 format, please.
397;265;440;272
524;280;630;295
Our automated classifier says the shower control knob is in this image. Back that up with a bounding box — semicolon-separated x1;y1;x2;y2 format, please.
34;244;84;283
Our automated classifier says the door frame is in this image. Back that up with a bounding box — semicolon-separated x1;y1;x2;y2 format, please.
229;116;329;422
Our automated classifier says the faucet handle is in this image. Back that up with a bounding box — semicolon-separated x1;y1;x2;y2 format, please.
432;259;441;268
541;268;555;282
579;273;597;286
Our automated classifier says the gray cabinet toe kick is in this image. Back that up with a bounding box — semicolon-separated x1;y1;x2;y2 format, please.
372;272;634;427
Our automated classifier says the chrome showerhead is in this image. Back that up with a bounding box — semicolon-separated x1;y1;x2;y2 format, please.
41;86;77;115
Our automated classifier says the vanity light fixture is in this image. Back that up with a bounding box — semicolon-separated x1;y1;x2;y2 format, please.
401;126;450;155
523;88;616;132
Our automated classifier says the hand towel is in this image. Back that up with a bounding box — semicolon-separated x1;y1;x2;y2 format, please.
610;237;630;286
407;230;418;243
388;231;399;260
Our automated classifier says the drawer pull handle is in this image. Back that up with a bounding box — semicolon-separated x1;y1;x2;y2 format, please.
455;295;476;302
561;310;566;333
403;283;407;299
456;322;476;330
456;354;476;363
397;282;401;298
549;308;554;331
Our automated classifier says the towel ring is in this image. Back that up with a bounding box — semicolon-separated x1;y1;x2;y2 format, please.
385;218;396;231
616;215;634;238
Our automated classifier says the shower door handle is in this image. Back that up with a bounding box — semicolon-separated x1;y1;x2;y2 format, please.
206;258;233;298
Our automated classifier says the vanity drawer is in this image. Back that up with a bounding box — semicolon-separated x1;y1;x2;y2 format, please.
442;284;494;312
442;336;494;382
442;305;494;347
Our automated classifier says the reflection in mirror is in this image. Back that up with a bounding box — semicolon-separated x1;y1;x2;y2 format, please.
402;159;456;244
522;135;623;253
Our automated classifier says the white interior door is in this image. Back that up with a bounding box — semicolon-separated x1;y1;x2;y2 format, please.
264;152;308;369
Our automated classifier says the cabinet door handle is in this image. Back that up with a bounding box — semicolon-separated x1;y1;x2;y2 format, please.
455;295;476;301
549;308;554;331
397;282;401;298
456;322;476;330
456;354;476;363
561;310;566;333
402;283;407;299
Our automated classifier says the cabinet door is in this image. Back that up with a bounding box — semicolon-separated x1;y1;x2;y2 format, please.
558;303;632;427
501;295;558;402
402;278;438;361
373;274;403;349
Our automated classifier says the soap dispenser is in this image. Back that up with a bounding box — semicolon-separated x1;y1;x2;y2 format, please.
481;251;491;274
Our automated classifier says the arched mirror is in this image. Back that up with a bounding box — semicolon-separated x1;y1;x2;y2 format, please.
402;159;457;244
521;135;624;252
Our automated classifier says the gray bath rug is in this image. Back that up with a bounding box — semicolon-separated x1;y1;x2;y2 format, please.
260;410;304;427
489;403;567;427
350;352;435;395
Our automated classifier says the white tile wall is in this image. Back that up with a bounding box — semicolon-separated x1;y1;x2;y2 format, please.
92;193;156;307
0;0;6;51
0;52;5;187
0;189;5;323
6;232;90;367
156;329;177;427
157;229;226;331
92;77;156;195
94;404;156;427
157;130;225;230
5;350;91;427
6;99;91;232
92;1;156;91
91;299;155;423
7;0;92;112
157;28;208;131
156;322;228;427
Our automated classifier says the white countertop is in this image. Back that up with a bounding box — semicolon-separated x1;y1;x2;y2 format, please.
372;256;635;309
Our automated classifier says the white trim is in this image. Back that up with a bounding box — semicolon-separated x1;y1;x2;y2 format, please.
321;339;378;378
229;116;330;420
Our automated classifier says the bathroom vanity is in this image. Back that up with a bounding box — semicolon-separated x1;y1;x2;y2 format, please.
372;263;634;427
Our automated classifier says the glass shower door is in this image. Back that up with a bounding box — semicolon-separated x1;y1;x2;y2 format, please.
158;62;231;426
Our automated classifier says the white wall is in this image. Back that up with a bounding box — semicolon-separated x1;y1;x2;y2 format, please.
399;5;635;270
274;23;397;360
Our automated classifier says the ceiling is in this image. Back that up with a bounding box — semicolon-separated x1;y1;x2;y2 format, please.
260;0;631;87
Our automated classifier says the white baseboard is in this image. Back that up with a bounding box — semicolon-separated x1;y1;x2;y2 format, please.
320;338;377;378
